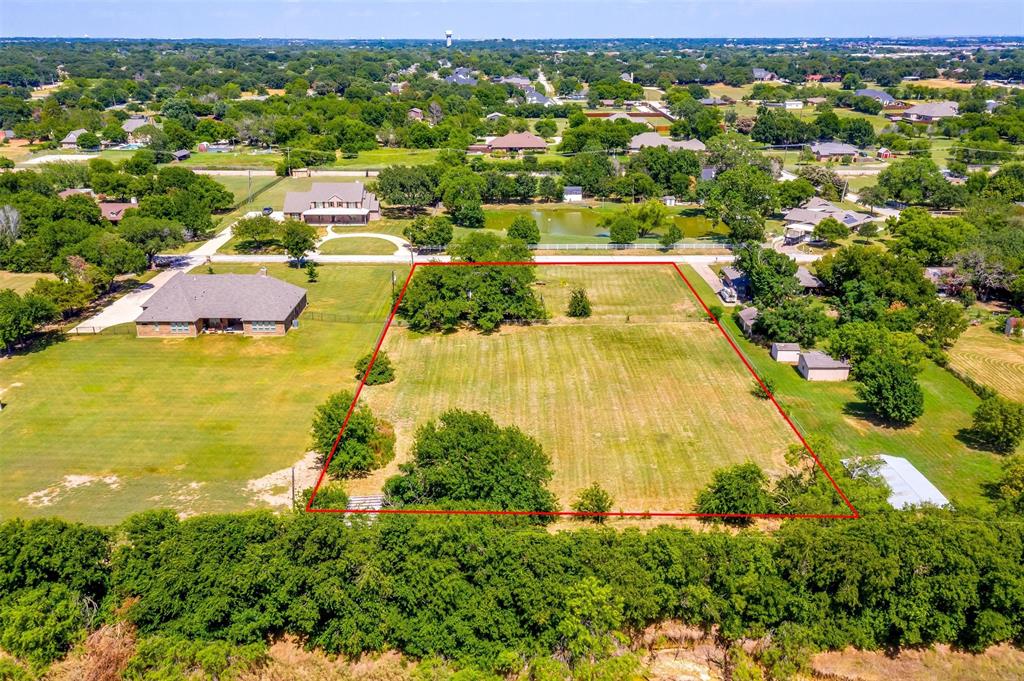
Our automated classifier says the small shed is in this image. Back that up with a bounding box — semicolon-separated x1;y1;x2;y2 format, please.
661;195;677;207
795;266;822;291
771;343;801;364
563;186;583;203
736;306;759;337
172;149;191;162
798;351;850;381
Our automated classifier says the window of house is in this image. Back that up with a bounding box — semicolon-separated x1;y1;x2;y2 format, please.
251;321;277;333
170;322;189;334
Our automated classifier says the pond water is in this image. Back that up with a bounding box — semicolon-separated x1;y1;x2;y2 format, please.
484;207;725;243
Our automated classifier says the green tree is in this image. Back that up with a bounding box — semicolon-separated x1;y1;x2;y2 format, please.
971;397;1024;454
537;175;562;202
403;215;454;249
659;223;682;250
605;213;639;244
232;215;279;251
567;288;592;318
280;219;316;262
855;355;925;425
812;216;847;245
372;165;439;209
118;216;186;268
570;482;613;522
534;118;557;138
703;165;778;244
76;131;100;149
310;390;394;478
694;462;778;525
556;577;623;666
754;297;833;347
384;410;558;516
507;214;541;244
305;261;319;282
355;350;395;386
992;455;1024;513
0;583;85;666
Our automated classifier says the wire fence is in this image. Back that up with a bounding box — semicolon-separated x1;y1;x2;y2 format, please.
65;324;135;336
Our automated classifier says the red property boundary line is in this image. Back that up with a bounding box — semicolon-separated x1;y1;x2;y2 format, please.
306;261;859;520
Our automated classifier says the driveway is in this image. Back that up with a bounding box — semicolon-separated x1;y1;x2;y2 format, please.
72;262;197;333
315;229;412;258
691;263;736;306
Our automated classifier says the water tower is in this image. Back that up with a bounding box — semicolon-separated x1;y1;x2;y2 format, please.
445;30;453;48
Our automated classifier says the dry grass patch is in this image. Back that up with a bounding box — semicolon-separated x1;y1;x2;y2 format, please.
948;324;1024;401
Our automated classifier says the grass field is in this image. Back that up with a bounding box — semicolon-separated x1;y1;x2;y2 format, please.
347;265;801;513
949;323;1024;401
318;237;400;255
0;271;56;294
683;267;1008;510
211;174;279;203
0;264;405;525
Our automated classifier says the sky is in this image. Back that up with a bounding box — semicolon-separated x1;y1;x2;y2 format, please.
2;0;1023;40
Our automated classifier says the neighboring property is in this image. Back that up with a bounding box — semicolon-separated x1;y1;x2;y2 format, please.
699;97;732;106
736;306;759;337
721;265;749;300
809;141;859;162
171;149;191;162
771;342;801;364
0;129;16;141
136;272;307;338
282;182;380;225
700;167;718;182
563;186;583;203
60;128;88;149
522;87;553;106
494;74;532;88
121;116;151;143
923;266;955;294
485;111;505;121
895;101;959;123
1006;317;1023;337
628;132;706;153
752;68;778;82
661;195;677;207
795;266;822;292
487;131;548;153
445;67;477;86
845;455;950;509
407;107;424;121
58;187;96;200
855;88;897;105
99;200;137;223
797;351;851;381
782;197;874;234
765;100;803;110
805;96;828;106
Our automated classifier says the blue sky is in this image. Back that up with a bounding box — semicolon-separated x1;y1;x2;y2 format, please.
4;0;1023;40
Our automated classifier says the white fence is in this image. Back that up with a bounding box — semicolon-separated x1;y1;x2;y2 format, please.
529;242;732;251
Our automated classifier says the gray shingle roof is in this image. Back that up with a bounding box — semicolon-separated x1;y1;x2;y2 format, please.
773;342;801;352
737;306;759;323
810;141;858;156
61;128;87;144
800;351;850;370
855;88;896;104
488;132;548;150
630;132;706;152
904;101;959;119
796;266;822;288
121;117;149;133
137;272;307;323
283;182;376;214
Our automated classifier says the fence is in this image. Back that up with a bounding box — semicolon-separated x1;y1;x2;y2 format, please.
65;324;135;336
528;242;732;251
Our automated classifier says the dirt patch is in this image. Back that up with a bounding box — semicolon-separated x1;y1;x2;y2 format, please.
245;451;322;509
811;643;1024;681
19;474;121;507
149;481;206;519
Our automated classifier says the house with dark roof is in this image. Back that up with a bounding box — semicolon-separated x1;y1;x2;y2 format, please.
563;186;583;203
121;117;151;143
795;266;823;292
282;182;380;225
629;132;706;153
736;306;759;337
798;351;851;381
60;128;88;149
171;149;191;162
136;272;307;338
809;141;859;162
720;265;749;300
487;132;548;153
855;88;896;105
783;198;873;233
445;67;477;86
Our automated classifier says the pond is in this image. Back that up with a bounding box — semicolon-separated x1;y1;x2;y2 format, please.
483;206;727;244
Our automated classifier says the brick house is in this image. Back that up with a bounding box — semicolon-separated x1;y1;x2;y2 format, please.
282;182;380;225
136;272;307;338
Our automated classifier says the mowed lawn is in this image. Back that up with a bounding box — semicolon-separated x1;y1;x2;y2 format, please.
683;267;1008;510
348;265;801;513
0;271;56;294
318;237;400;255
0;264;405;525
949;324;1024;401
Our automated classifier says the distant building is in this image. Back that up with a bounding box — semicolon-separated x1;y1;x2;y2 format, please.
629;132;706;153
136;272;307;338
797;351;851;381
58;187;96;200
60;128;88;149
765;100;803;110
923;266;956;294
805;96;828;106
752;68;778;82
445;67;477;86
487;132;548;153
661;195;677;207
121;116;151;143
407;107;424;121
897;101;959;123
771;343;801;364
171;149;191;162
99;199;137;223
783;197;873;233
282;182;380;225
563;186;583;203
855;88;896;105
795;266;822;291
809;141;859;162
721;265;749;300
1005;317;1023;337
485;112;505;121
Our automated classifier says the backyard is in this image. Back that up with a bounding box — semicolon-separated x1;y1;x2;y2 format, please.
0;263;406;525
949;321;1024;401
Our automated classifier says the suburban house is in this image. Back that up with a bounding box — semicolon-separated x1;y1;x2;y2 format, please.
585;111;673;132
797;351;851;381
721;265;749;300
771;343;801;364
895;101;959;123
628;132;706;153
522;87;553;106
282;182;380;225
764;100;803;110
121;116;151;143
752;68;778;82
855;88;897;106
60;128;88;149
783;197;874;235
494;75;532;88
736;306;759;337
563;186;583;203
407;107;424;121
805;96;828;106
136;272;307;338
795;266;823;292
99;199;138;223
58;187;96;200
445;67;477;86
699;97;732;106
809;141;859;162
487;132;548;153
